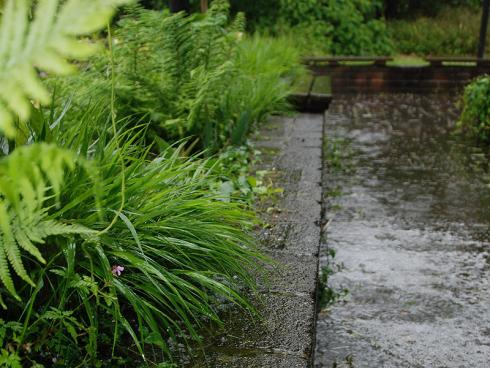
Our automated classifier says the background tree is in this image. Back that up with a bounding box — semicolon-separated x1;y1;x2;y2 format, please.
201;0;208;12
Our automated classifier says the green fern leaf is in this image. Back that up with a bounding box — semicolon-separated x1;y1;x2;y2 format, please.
0;0;133;137
0;203;18;299
0;143;96;301
0;203;34;288
12;221;45;263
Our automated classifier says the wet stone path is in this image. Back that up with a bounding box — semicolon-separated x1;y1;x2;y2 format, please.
190;114;323;368
315;94;490;368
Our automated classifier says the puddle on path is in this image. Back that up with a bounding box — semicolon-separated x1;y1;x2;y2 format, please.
316;94;490;368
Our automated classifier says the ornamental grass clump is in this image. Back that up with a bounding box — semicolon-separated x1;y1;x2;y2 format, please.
1;122;260;365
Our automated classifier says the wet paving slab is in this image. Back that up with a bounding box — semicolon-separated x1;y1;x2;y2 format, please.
315;94;490;368
188;114;323;367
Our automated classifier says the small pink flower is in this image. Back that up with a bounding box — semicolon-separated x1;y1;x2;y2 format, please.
111;265;124;277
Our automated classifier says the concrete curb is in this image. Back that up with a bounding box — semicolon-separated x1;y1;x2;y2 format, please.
192;114;324;367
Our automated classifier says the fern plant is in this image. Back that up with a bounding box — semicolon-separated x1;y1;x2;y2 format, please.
0;0;132;138
51;2;298;154
121;2;243;149
0;143;95;305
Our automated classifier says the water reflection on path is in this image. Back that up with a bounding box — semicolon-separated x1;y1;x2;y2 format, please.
315;94;490;368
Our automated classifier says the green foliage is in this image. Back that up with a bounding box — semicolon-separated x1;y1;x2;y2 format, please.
318;237;348;309
210;146;286;204
53;3;298;153
229;0;280;30
0;0;132;138
324;137;355;173
1;118;262;365
232;34;303;124
0;349;21;368
383;0;480;19
211;146;258;203
270;20;333;56
236;0;483;57
458;76;490;143
388;6;484;56
246;0;393;56
0;144;94;304
322;0;392;56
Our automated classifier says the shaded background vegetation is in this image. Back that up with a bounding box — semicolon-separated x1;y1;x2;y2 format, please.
146;0;488;57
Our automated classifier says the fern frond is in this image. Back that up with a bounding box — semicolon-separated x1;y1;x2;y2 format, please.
0;0;133;138
0;203;31;289
0;203;17;299
0;143;96;301
230;12;246;34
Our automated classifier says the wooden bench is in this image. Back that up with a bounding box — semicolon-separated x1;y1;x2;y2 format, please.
304;56;394;67
425;56;490;67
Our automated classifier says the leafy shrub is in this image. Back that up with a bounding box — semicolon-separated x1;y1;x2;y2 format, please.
388;6;484;55
265;19;334;56
458;76;490;143
255;0;393;56
321;0;392;55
